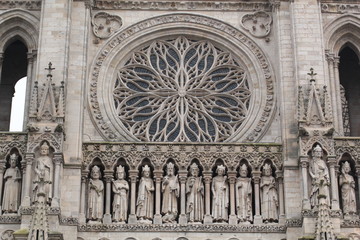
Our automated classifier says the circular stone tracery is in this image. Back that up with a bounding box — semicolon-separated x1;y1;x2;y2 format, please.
113;36;251;142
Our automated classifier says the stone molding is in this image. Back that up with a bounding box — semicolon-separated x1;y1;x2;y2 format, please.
89;13;276;143
0;133;27;158
334;137;360;163
78;223;286;232
93;1;273;12
60;216;79;226
0;1;41;10
321;3;360;14
285;218;302;228
341;218;360;228
82;142;283;171
0;215;21;224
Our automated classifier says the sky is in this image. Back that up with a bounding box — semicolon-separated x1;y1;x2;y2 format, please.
9;77;26;131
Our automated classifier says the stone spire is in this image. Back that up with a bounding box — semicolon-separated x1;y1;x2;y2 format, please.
315;179;336;240
28;178;49;240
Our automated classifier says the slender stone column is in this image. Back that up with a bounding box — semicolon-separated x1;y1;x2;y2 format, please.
79;171;88;224
300;157;311;210
228;171;237;224
128;169;138;224
203;172;212;224
23;52;34;129
326;52;339;131
51;153;62;208
153;170;162;224
333;56;344;135
0;159;6;214
22;153;34;206
356;168;360;213
178;170;187;224
103;172;113;224
328;157;339;210
276;170;285;224
0;52;4;83
252;170;262;224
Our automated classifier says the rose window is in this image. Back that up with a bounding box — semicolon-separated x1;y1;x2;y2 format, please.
113;36;251;142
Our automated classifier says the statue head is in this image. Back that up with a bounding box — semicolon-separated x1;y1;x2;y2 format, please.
312;144;323;159
142;165;151;177
239;164;248;177
9;153;18;168
40;142;50;156
166;162;174;176
216;165;226;176
263;163;272;176
342;161;351;174
91;165;101;179
116;165;126;180
190;162;199;177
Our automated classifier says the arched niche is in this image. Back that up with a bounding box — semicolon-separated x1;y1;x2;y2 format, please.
0;9;39;131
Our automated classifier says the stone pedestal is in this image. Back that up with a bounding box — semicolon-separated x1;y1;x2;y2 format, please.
78;213;86;224
204;214;212;224
179;214;187;224
253;215;262;225
128;214;137;224
103;213;112;224
229;214;237;225
153;214;162;224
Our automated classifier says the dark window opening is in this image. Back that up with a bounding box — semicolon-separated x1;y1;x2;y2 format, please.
339;46;360;136
0;40;28;131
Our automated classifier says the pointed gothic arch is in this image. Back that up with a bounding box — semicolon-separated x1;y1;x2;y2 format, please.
0;9;39;131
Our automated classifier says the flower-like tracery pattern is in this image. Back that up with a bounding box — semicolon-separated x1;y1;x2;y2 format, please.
113;36;251;142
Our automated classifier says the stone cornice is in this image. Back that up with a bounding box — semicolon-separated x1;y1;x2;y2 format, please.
0;1;41;10
321;2;360;14
93;0;273;11
78;223;286;232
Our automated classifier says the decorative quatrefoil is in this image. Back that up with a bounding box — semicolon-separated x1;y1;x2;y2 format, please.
241;11;272;38
92;12;123;39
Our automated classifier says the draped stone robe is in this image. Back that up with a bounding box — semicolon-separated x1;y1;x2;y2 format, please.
161;174;179;220
136;176;154;220
2;167;21;213
260;175;278;221
87;179;104;221
186;176;204;222
112;179;129;222
211;175;229;222
235;176;252;222
339;172;357;214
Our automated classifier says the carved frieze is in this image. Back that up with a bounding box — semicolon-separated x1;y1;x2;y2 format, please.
82;142;283;171
321;3;360;14
60;216;79;226
285;218;303;228
241;11;272;38
0;1;41;10
94;1;273;12
0;133;27;158
0;215;21;224
92;12;123;39
78;223;286;232
334;137;360;163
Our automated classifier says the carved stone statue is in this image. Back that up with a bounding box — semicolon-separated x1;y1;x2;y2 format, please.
235;164;252;223
211;165;228;222
33;142;53;204
309;144;330;208
136;165;154;223
260;163;278;223
339;161;357;214
112;165;129;223
161;162;179;223
186;162;204;223
87;165;104;223
2;153;21;214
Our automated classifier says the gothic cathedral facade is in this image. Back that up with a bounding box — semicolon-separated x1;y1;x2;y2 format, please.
0;0;359;239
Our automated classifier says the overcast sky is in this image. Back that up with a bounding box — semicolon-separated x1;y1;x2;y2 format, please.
9;77;26;131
